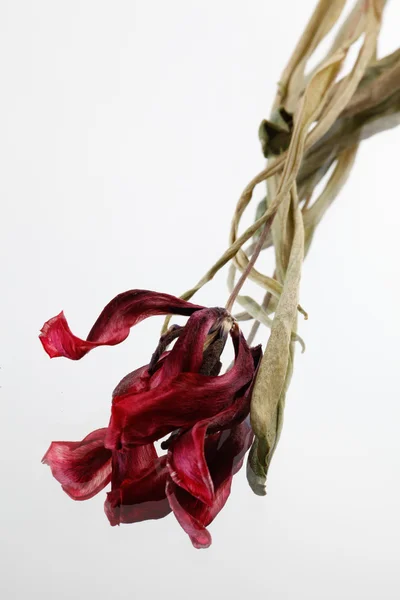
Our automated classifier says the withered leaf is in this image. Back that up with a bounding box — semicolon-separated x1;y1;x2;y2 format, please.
248;190;304;491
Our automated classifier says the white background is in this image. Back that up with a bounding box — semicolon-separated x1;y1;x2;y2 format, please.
1;1;400;598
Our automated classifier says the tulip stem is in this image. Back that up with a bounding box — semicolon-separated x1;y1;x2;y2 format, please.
225;217;273;314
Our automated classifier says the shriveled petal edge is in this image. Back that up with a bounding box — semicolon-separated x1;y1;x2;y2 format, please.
167;421;214;506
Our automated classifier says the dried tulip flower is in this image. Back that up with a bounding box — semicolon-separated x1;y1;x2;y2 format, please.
41;290;261;548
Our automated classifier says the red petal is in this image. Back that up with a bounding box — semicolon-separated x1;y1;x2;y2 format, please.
160;308;229;379
42;428;112;500
166;422;253;548
208;421;253;488
105;455;170;526
106;332;255;449
39;290;203;360
166;344;261;505
167;421;214;506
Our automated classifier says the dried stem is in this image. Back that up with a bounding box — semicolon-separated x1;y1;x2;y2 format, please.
225;218;273;313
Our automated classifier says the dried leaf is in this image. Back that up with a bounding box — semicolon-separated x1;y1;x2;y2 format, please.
230;46;349;256
249;189;304;488
341;48;400;118
302;0;368;99
276;0;347;113
307;0;385;150
247;347;294;495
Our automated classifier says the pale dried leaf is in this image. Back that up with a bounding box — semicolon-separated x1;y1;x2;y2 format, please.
307;0;385;149
276;0;347;113
249;190;304;480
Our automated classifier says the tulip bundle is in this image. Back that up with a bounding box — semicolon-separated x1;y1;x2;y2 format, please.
41;0;399;548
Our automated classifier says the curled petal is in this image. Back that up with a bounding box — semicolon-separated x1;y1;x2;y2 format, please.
166;421;253;548
166;481;212;549
166;345;261;505
39;290;203;360
42;428;112;500
106;332;255;449
167;421;213;506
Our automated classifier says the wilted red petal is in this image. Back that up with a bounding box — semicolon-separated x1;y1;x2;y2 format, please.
39;290;203;360
166;344;261;505
167;421;213;505
106;332;254;449
105;455;170;526
42;428;112;500
167;421;253;548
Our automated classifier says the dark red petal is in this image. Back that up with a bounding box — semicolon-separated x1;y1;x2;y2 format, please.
165;345;261;505
105;456;170;526
39;290;203;360
166;481;212;549
170;474;233;540
167;421;213;505
166;422;253;548
42;428;112;500
106;332;255;449
160;308;228;379
208;421;253;489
